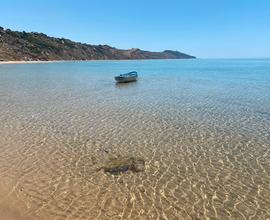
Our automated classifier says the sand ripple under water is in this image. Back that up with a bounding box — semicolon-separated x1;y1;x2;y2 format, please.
0;60;269;219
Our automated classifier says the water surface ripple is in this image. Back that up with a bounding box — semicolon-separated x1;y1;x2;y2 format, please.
0;59;269;219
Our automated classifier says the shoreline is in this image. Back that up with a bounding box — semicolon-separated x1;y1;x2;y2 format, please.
0;58;196;65
0;60;68;65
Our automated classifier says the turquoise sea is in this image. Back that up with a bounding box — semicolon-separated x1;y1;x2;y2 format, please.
0;59;269;219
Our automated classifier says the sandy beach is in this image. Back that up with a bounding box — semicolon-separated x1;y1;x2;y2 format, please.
0;60;66;65
0;60;142;65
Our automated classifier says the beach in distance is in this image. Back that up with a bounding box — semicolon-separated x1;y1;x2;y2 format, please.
0;60;87;64
0;60;61;64
0;59;269;219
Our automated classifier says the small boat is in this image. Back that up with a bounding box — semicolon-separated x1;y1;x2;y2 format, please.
115;71;138;83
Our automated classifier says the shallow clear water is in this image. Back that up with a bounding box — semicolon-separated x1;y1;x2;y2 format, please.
0;59;269;219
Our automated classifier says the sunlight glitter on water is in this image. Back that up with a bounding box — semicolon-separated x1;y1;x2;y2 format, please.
0;59;269;219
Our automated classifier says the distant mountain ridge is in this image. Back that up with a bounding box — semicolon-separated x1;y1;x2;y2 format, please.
0;27;195;61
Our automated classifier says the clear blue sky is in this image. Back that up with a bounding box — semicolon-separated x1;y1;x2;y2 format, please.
1;0;270;58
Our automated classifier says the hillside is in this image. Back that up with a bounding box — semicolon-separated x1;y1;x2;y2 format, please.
0;27;195;61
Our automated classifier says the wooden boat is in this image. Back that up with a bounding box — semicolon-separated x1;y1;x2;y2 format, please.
115;71;138;83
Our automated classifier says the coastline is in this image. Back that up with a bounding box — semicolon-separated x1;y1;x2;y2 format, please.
0;58;196;65
0;60;67;65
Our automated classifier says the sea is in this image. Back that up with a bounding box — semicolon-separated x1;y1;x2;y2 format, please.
0;59;269;219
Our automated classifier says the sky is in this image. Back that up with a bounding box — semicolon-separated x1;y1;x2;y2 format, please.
0;0;270;58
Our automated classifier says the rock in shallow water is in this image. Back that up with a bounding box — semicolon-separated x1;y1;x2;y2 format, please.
100;156;145;175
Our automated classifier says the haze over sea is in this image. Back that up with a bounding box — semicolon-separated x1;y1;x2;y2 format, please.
0;59;269;219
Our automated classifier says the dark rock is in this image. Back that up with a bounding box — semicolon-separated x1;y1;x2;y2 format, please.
100;156;145;175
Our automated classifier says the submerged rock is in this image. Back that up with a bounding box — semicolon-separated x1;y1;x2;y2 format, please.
100;156;145;175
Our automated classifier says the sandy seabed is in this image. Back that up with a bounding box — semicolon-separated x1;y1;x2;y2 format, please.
0;59;269;220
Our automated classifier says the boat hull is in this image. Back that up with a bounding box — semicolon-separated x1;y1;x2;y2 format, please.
115;76;137;83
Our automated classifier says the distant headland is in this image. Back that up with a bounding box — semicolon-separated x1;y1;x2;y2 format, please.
0;27;196;61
